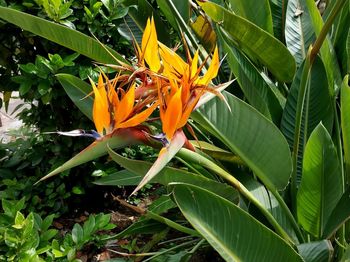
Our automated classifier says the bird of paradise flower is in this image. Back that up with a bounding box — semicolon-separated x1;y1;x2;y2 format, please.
38;17;232;195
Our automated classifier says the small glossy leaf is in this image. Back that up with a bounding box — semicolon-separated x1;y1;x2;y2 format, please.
56;73;93;120
0;7;126;64
297;124;343;238
172;183;303;262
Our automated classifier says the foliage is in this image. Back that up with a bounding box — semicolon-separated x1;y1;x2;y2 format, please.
1;0;350;261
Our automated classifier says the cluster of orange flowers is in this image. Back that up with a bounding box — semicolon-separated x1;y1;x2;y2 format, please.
91;17;221;144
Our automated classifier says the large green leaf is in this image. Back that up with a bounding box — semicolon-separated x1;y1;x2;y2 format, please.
297;240;333;262
107;147;238;202
297;123;343;238
0;7;126;64
172;183;303;262
341;75;350;181
218;29;282;123
228;0;273;34
281;57;333;184
269;0;288;41
199;1;296;82
192;91;292;191
241;176;298;243
56;74;93;120
156;0;190;31
304;0;342;93
285;0;315;66
323;187;350;238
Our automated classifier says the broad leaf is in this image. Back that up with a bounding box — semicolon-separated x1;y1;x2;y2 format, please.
0;7;126;64
323;187;350;238
156;0;190;31
241;176;299;243
218;29;283;123
107;147;238;202
269;0;288;41
228;0;273;34
285;0;315;66
297;123;343;238
56;74;93;120
199;1;296;82
281;57;333;184
172;183;303;262
192;91;292;191
297;240;333;262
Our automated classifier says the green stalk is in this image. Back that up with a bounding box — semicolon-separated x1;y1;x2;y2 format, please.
310;0;348;62
145;211;201;237
178;148;297;245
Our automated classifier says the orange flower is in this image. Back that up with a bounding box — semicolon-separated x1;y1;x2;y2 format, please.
157;44;221;141
90;73;158;136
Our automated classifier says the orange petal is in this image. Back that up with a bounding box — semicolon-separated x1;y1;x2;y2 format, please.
89;77;110;134
178;92;202;128
159;42;187;78
118;101;159;129
198;45;219;85
142;17;161;72
114;84;135;125
162;86;182;140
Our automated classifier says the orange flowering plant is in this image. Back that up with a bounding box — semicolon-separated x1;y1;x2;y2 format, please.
39;17;230;193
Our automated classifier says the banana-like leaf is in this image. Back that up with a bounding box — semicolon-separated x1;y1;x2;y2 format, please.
192;91;292;191
297;123;343;238
172;183;303;262
107;147;238;202
341;75;350;181
241;176;299;243
304;0;342;93
285;0;315;66
297;240;333;262
190;14;217;52
56;74;93;120
281;57;333;185
269;0;288;41
228;0;273;34
156;0;190;31
36;132;138;183
323;187;350;238
218;28;283;123
198;1;296;82
0;7;126;64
